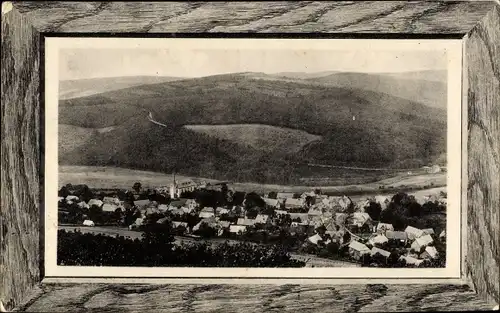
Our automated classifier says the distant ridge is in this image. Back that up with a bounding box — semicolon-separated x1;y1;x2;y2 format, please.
59;75;185;100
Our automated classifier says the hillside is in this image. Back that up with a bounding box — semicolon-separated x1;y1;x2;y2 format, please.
306;71;447;109
59;76;184;100
381;70;448;83
184;124;322;154
59;73;447;185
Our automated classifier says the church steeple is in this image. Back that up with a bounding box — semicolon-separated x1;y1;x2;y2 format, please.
169;170;178;199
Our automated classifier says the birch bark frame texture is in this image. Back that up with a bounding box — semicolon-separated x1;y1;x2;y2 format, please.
1;1;498;312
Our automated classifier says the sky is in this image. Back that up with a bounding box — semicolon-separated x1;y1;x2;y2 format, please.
58;44;449;81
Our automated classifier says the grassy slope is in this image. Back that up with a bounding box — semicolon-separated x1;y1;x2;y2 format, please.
58;73;446;185
183;124;322;154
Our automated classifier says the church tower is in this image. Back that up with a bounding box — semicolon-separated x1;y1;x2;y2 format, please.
169;171;177;199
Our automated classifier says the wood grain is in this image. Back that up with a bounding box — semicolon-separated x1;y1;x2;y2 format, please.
1;1;499;312
465;3;500;305
12;1;497;34
13;284;496;312
1;5;41;312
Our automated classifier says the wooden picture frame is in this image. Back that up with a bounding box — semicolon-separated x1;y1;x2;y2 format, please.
1;1;498;312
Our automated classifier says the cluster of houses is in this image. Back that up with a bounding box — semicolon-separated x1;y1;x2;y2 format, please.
59;178;447;267
354;224;444;265
59;194;130;213
301;214;446;267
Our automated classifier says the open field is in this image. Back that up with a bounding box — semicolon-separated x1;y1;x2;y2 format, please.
184;124;322;154
59;165;220;189
59;165;446;195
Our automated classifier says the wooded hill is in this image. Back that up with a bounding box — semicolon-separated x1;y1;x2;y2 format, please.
59;71;447;185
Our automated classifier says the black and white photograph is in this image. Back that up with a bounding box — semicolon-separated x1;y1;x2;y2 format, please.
44;38;462;278
4;2;500;311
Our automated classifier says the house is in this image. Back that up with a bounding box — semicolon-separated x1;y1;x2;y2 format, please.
430;165;442;173
181;206;195;214
348;241;371;260
229;225;247;234
66;195;79;202
291;220;309;227
369;234;389;246
325;230;344;243
217;220;231;229
275;210;288;216
335;213;349;226
169;208;184;216
103;196;120;205
88;199;103;207
185;199;198;210
158;204;169;212
77;201;90;209
199;208;215;219
413;195;429;205
215;207;230;216
172;221;189;230
411;234;434;252
155;186;170;195
439;230;446;239
438;198;447;206
284;198;305;209
386;231;408;243
133;199;151;209
288;213;309;223
170;199;188;208
277;192;295;200
237;218;256;226
156;217;170;224
351;212;372;228
371;247;391;259
355;199;370;212
300;191;316;199
255;214;270;224
324;220;339;232
192;217;218;232
82;220;95;227
420;246;439;259
307;206;323;217
399;255;424;267
307;233;324;245
145;207;159;215
263;197;279;208
422;228;435;236
102;203;119;212
376;223;394;233
322;196;352;211
322;210;333;219
405;226;425;240
309;215;326;228
231;205;246;217
374;196;390;210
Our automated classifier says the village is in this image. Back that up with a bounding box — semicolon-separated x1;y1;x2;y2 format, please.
58;174;447;268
